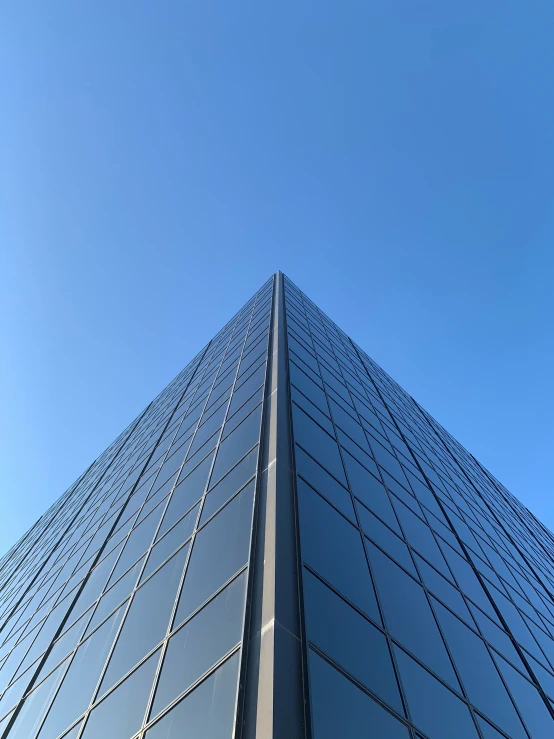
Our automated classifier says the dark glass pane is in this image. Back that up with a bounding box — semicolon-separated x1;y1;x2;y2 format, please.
291;385;334;436
157;453;213;537
495;652;554;737
38;607;125;739
415;555;473;624
367;541;459;688
201;448;258;524
304;570;403;713
439;543;498;619
175;483;254;626
151;572;246;719
308;650;409;739
85;557;144;635
211;407;262;485
343;452;399;532
145;653;240;739
142;506;198;580
81;650;160;739
298;482;380;624
295;447;355;522
100;547;187;695
394;646;479;739
225;394;263;436
107;511;161;586
292;404;346;484
434;600;526;738
8;661;67;739
393;502;449;576
357;505;417;576
289;363;329;414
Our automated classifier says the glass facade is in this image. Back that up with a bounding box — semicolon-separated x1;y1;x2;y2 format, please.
0;272;553;738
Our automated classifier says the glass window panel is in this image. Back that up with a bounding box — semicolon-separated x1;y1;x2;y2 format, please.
99;547;187;696
328;399;371;453
38;609;91;679
175;483;254;626
59;723;81;739
151;572;246;719
440;543;498;619
69;543;123;621
289;363;328;414
367;541;459;688
394;645;479;739
357;506;417;576
157;453;213;538
292;404;346;484
142;508;198;581
295;446;355;522
495;652;554;738
415;555;473;625
107;511;161;587
145;653;240;739
85;577;138;638
81;650;160;739
201;448;257;524
227;371;262;416
234;359;266;394
225;393;263;437
304;570;403;713
343;452;400;532
298;482;380;624
211;407;262;485
308;650;409;739
394;502;449;576
291;385;334;436
37;607;125;739
7;660;67;739
476;716;508;738
434;600;526;738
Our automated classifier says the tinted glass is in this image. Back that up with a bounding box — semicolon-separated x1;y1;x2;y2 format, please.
308;650;409;739
145;653;240;739
175;483;253;626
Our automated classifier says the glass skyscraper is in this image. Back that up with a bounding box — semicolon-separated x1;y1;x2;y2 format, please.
1;271;553;739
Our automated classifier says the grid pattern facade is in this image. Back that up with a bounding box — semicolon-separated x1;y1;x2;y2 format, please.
0;277;273;739
284;275;554;738
0;272;553;739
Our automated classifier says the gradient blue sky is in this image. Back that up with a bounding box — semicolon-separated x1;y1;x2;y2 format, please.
1;1;553;554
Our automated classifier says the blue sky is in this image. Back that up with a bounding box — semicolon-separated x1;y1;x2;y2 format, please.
1;1;553;554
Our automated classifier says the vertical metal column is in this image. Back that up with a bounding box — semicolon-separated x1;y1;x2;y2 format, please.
240;271;306;739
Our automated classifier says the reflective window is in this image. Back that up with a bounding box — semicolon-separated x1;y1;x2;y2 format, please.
308;650;409;739
343;452;399;532
142;505;198;580
495;652;554;738
175;483;254;626
394;646;479;738
99;547;187;695
434;600;526;737
304;570;403;713
151;572;246;719
81;649;160;739
211;407;262;485
38;607;125;739
158;453;213;538
145;653;240;739
298;482;380;624
201;449;257;524
292;404;346;484
7;661;67;739
367;541;459;688
296;447;355;522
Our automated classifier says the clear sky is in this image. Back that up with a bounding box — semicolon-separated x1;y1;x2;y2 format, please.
1;1;553;555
